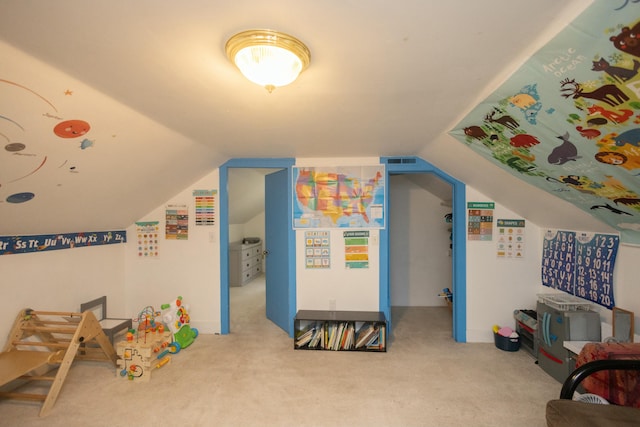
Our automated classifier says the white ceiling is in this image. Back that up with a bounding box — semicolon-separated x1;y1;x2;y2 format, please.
1;0;607;235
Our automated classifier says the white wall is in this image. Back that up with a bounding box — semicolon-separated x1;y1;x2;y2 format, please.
124;170;220;334
465;187;544;342
0;244;126;349
389;174;452;307
294;158;382;312
5;159;639;347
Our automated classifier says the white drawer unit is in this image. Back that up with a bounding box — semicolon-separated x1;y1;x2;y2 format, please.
229;240;263;286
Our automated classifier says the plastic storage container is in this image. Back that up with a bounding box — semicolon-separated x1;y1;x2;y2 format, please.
494;332;520;352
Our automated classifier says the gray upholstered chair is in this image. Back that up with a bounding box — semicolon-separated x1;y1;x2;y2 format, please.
80;296;132;345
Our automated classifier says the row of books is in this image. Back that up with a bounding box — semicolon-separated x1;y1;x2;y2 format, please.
295;320;385;351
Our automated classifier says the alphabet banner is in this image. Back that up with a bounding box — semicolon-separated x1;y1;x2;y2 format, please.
0;230;127;256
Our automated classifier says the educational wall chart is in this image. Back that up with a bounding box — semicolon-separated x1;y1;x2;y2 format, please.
467;202;494;241
449;2;640;245
344;231;369;269
193;189;216;226
166;204;188;240
135;221;159;258
0;230;126;256
293;166;385;229
304;231;330;269
496;219;525;258
542;229;619;309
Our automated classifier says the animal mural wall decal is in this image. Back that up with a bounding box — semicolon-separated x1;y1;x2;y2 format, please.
0;79;93;207
449;1;640;244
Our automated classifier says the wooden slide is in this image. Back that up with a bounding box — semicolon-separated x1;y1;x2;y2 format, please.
0;308;117;416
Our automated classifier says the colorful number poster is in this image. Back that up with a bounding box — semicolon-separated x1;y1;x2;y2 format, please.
575;232;619;309
136;221;159;258
344;231;369;269
193;189;216;226
542;229;619;308
304;231;330;269
166;204;188;240
496;219;525;258
467;202;494;241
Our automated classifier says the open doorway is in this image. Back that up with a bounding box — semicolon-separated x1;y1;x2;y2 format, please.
219;158;296;336
389;173;454;338
380;156;466;342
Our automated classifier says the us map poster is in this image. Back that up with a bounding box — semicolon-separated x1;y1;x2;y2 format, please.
293;166;385;229
542;229;619;309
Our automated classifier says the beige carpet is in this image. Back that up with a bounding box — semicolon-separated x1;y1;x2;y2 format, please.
0;277;560;426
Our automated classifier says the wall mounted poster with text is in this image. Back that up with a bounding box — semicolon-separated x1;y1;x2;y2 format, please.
293;166;385;229
0;230;126;255
542;229;619;309
496;219;525;258
136;221;159;258
304;231;330;269
193;189;216;226
344;231;369;269
468;202;494;241
166;204;188;240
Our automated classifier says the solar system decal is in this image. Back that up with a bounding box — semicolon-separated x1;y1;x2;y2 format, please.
0;230;126;256
0;79;93;207
449;1;640;244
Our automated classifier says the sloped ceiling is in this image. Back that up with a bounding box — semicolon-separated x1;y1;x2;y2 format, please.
450;1;640;244
1;0;610;236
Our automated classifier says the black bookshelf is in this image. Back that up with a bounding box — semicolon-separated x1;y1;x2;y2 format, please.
294;310;387;352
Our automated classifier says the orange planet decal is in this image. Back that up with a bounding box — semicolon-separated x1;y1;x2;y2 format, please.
53;120;90;138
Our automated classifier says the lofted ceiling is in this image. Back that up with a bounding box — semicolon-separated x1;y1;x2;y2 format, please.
2;0;614;237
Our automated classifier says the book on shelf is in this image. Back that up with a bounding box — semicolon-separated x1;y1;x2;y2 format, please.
308;324;324;348
355;324;377;348
295;326;316;347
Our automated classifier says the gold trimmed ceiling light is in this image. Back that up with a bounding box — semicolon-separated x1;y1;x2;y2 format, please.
225;29;311;93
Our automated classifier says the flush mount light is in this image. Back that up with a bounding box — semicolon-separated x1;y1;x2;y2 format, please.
225;29;311;93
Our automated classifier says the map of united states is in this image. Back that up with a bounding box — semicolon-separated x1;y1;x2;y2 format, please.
294;167;384;228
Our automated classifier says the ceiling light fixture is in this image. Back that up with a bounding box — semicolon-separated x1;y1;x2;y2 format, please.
225;29;311;93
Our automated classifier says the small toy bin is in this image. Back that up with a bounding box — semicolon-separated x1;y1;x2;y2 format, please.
494;331;520;352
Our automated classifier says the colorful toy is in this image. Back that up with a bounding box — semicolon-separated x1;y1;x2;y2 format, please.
161;296;198;350
115;305;176;381
116;329;174;381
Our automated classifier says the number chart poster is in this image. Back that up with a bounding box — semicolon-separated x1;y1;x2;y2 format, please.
467;202;494;241
542;229;619;309
305;231;330;269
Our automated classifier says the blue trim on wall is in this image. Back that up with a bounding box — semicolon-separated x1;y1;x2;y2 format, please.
380;156;467;342
219;158;296;335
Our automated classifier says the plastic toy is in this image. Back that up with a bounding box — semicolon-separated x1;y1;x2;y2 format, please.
161;296;198;350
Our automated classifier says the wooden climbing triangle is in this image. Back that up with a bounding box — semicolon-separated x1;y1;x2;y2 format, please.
0;308;117;416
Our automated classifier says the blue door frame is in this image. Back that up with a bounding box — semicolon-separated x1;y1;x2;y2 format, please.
219;158;296;335
380;156;467;342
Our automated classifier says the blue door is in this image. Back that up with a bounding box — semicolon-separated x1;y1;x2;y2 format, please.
265;169;294;334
